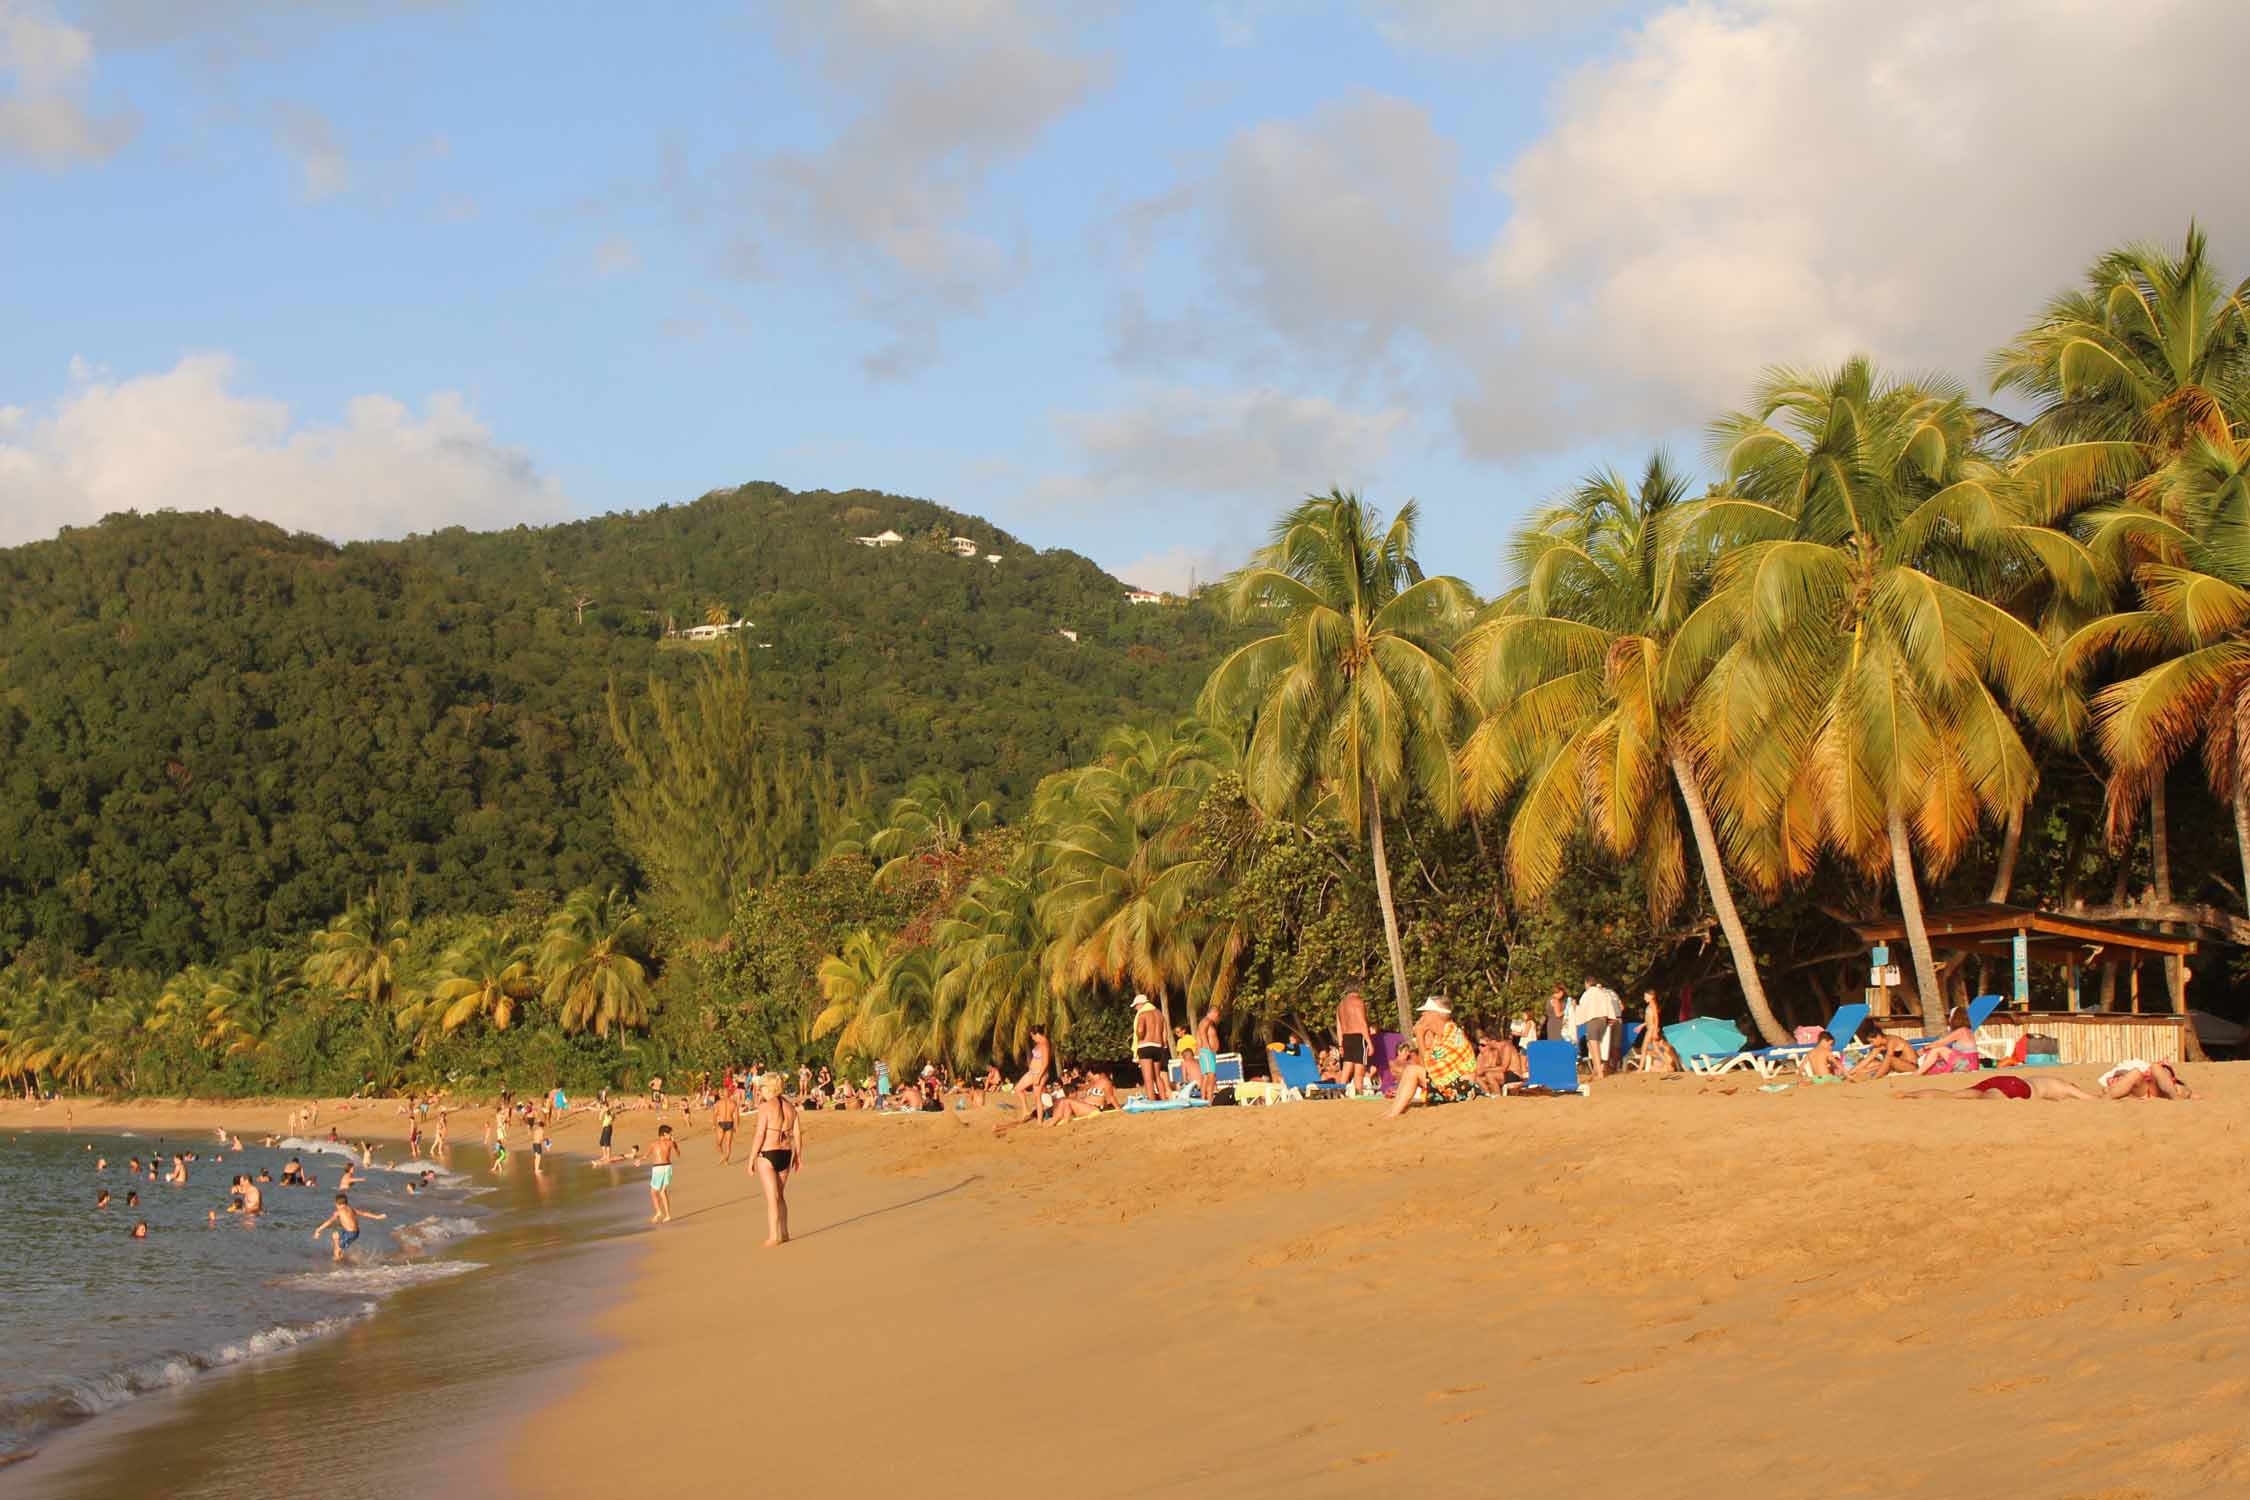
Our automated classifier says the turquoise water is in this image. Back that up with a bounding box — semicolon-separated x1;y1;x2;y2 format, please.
0;1129;487;1462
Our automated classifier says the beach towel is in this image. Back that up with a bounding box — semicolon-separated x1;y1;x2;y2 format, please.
1122;1097;1210;1114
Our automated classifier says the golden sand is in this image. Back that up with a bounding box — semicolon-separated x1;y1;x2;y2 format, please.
12;1069;2248;1498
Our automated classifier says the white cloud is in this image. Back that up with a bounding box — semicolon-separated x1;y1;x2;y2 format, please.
1118;0;2250;468
0;354;573;546
0;0;134;165
1454;0;2250;455
746;0;1107;378
1106;540;1237;595
273;102;348;197
1043;384;1413;508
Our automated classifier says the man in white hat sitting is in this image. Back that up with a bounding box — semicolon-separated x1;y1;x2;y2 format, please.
1130;995;1172;1101
1385;996;1478;1117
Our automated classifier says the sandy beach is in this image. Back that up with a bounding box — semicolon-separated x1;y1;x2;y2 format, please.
13;1071;2249;1499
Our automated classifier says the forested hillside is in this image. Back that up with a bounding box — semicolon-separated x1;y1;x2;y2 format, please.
0;483;1229;970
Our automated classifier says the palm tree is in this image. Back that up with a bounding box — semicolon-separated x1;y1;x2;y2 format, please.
302;901;411;1008
1199;491;1476;1036
860;775;997;892
420;924;536;1035
1458;454;1789;1044
204;948;297;1059
538;886;657;1037
1034;723;1239;1039
811;929;937;1076
1694;360;2098;1028
2076;428;2250;912
931;866;1056;1069
1997;228;2250;982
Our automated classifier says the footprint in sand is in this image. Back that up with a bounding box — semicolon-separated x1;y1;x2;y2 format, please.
1442;1409;1487;1426
1426;1383;1487;1402
1327;1452;1395;1471
1969;1374;2051;1394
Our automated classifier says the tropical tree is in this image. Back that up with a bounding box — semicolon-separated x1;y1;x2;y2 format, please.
302;901;412;1008
1692;360;2098;1027
1458;455;1789;1044
930;866;1056;1069
413;924;536;1036
810;929;937;1076
2076;428;2250;911
538;886;657;1037
1199;491;1476;1036
204;948;298;1059
860;775;997;893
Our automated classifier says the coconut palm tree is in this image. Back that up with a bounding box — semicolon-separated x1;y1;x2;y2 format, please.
538;886;657;1037
417;924;536;1035
1693;360;2099;1028
204;948;297;1060
860;775;997;893
930;865;1056;1069
2076;427;2250;911
1199;490;1477;1036
302;901;411;1008
810;930;937;1076
1458;454;1790;1044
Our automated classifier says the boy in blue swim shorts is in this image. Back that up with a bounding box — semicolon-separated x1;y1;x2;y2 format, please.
647;1124;679;1224
311;1192;385;1262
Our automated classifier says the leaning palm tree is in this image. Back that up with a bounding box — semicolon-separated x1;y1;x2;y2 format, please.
1458;454;1789;1044
204;948;297;1060
1199;491;1477;1036
931;865;1057;1070
862;775;997;892
811;930;937;1076
1691;360;2099;1028
537;886;656;1037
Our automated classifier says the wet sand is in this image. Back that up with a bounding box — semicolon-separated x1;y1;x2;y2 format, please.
508;1065;2250;1500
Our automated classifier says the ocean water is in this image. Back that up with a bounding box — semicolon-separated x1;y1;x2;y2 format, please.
0;1129;487;1463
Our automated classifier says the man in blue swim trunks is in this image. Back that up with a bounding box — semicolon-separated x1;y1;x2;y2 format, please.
646;1124;679;1224
311;1192;385;1262
1196;1005;1223;1098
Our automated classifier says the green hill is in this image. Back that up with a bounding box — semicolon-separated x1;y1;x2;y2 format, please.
0;482;1231;970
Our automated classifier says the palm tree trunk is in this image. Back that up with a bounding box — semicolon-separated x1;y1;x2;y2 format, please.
2151;778;2182;1009
1988;802;2024;903
1669;750;1787;1046
1366;783;1414;1039
2235;784;2250;922
1888;806;1946;1033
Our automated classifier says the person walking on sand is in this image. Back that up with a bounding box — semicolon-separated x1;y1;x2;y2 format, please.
748;1075;801;1247
1130;996;1171;1101
712;1080;741;1164
1336;984;1373;1097
646;1124;680;1223
996;1026;1057;1134
1572;974;1623;1079
594;1099;619;1163
1545;983;1570;1042
312;1192;385;1261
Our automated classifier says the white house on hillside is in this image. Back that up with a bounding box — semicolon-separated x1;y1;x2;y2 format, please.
1057;628;1079;643
855;529;904;547
950;536;979;557
674;619;751;641
985;553;1001;564
1125;590;1163;605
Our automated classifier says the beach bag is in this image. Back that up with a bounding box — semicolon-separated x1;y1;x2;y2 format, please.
2025;1033;2060;1056
1793;1025;1826;1045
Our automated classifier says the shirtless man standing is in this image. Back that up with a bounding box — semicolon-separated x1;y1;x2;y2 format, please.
1130;996;1170;1101
646;1124;680;1223
1196;1005;1223;1097
712;1084;741;1165
1335;985;1372;1097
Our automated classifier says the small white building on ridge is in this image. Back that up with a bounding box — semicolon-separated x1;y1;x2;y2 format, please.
1125;590;1163;605
855;529;904;547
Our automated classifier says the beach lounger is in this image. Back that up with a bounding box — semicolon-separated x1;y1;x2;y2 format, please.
1267;1045;1346;1101
1522;1040;1582;1095
1904;994;2004;1048
1713;1001;1873;1077
1213;1052;1245;1088
1666;1017;1749;1074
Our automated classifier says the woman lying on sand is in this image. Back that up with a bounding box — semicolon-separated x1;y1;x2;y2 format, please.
2097;1060;2196;1099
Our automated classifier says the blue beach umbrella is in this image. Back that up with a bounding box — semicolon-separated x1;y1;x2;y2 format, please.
1664;1017;1747;1061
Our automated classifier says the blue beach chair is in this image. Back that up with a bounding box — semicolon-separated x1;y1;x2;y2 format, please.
1524;1039;1582;1094
1712;1001;1873;1078
1667;1017;1750;1074
1267;1045;1345;1100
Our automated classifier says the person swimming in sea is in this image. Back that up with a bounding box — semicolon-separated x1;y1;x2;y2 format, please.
131;1220;148;1239
311;1192;385;1261
96;1189;111;1209
280;1157;308;1186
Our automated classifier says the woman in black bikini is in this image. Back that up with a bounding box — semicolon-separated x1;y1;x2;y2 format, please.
747;1075;801;1248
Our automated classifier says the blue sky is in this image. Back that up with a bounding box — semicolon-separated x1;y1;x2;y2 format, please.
5;0;2246;594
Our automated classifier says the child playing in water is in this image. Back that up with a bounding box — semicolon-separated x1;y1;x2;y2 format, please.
311;1192;386;1261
